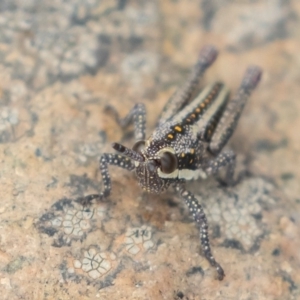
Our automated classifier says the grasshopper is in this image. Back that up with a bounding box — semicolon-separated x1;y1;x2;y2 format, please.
81;45;262;280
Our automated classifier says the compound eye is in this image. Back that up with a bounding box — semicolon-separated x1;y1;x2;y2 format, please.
160;151;178;174
133;140;146;154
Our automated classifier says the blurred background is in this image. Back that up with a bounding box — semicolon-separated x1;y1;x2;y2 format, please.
0;1;299;299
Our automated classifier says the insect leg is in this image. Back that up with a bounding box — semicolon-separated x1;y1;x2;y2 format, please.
158;45;218;125
79;153;134;206
174;183;225;280
209;66;262;155
204;150;236;185
105;103;146;141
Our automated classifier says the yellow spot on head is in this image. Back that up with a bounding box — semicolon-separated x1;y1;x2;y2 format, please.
186;118;191;123
189;159;193;164
167;134;174;139
190;149;195;154
174;126;182;132
181;153;185;157
200;103;205;108
195;108;201;113
190;114;196;119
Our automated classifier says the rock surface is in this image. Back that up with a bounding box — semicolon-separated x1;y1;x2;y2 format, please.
0;0;299;299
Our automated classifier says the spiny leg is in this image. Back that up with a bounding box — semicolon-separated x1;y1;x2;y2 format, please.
209;66;262;155
105;103;146;141
158;45;218;126
79;153;135;206
204;150;237;185
174;183;225;281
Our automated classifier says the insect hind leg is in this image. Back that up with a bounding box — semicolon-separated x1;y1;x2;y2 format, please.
209;66;262;155
158;45;219;125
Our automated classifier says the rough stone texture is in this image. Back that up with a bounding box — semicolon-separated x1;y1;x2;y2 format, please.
0;0;300;299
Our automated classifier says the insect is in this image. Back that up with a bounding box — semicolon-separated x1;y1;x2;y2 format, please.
81;45;262;280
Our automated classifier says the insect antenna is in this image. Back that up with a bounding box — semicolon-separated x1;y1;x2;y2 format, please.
112;142;145;162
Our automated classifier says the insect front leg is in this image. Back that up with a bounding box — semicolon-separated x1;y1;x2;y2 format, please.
174;183;225;281
79;153;134;206
209;66;262;155
105;103;146;141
